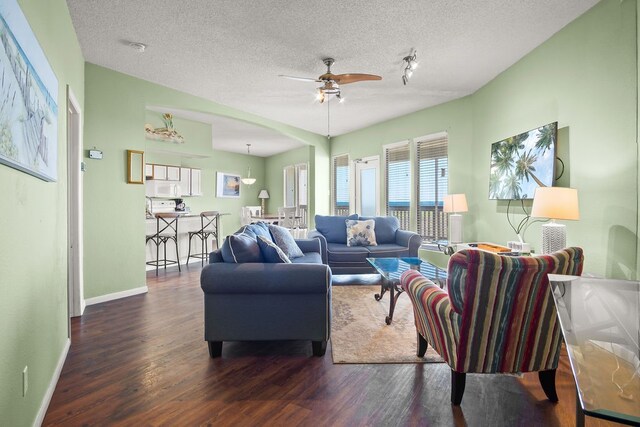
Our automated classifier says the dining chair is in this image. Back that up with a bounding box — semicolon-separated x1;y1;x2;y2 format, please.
297;205;308;238
401;247;584;405
278;206;299;237
240;207;253;225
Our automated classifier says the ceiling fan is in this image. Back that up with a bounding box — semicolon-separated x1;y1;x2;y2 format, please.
279;58;382;103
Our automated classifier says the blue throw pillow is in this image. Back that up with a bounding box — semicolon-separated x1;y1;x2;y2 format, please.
314;214;358;243
220;234;263;263
239;222;272;241
358;216;400;244
257;236;291;263
268;224;304;259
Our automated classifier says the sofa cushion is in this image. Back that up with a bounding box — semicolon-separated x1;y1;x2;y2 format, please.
291;252;323;264
239;222;272;241
315;214;358;243
326;243;370;264
365;243;411;258
269;224;304;259
346;219;377;247
257;236;291;263
221;233;264;263
359;216;400;244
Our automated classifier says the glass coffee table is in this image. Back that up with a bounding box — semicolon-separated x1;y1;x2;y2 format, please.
367;257;447;325
549;275;640;426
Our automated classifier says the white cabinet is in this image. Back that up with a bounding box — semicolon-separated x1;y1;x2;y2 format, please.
147;163;180;181
191;169;202;196
167;166;180;181
179;167;202;196
179;167;191;196
153;165;167;180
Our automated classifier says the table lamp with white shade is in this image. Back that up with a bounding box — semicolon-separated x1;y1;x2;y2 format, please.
443;194;468;244
530;187;580;254
258;189;270;214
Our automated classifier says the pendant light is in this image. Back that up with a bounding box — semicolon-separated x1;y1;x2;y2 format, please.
241;144;256;185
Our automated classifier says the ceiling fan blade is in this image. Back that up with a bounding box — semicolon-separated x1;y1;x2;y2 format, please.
332;73;382;85
279;74;321;83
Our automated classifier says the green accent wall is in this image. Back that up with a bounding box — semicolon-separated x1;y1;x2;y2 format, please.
331;0;638;279
0;0;85;425
83;64;329;299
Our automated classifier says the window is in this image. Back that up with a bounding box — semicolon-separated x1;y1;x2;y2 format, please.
417;137;448;241
333;154;350;215
385;143;410;230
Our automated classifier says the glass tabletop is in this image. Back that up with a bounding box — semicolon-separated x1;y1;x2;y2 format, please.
366;257;447;284
549;274;640;425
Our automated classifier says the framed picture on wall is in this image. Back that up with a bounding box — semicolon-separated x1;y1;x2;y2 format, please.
216;172;240;198
0;0;59;182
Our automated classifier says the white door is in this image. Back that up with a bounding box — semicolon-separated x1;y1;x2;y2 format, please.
67;87;84;320
354;157;380;217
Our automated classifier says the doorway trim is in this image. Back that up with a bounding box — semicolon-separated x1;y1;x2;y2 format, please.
353;155;380;216
67;86;84;320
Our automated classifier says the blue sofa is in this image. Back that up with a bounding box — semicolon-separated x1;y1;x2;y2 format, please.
200;223;332;357
308;214;422;274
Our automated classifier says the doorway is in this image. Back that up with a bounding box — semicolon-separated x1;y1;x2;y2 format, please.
67;87;84;321
354;156;380;216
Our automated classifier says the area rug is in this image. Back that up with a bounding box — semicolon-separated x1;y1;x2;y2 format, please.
331;285;444;364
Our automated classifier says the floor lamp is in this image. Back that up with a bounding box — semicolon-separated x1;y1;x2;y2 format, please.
444;194;468;244
531;187;580;254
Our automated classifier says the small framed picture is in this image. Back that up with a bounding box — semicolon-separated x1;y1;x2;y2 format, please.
216;172;241;198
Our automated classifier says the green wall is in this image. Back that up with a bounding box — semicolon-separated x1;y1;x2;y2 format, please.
0;0;85;425
331;0;638;279
470;0;637;279
83;64;329;299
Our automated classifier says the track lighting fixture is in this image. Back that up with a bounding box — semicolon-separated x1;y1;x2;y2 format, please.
402;50;418;85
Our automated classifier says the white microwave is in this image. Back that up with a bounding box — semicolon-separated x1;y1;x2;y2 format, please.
145;180;182;198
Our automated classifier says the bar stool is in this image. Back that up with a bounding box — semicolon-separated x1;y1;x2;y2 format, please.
187;211;220;266
146;212;181;275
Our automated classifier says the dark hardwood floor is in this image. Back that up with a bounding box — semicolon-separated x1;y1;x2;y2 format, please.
44;266;617;426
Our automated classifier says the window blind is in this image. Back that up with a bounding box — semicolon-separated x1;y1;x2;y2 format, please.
333;155;350;215
417;137;448;241
385;143;410;230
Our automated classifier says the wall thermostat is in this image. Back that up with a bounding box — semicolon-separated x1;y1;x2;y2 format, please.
88;149;103;159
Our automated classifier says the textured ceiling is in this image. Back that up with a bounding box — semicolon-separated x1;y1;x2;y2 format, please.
68;0;598;137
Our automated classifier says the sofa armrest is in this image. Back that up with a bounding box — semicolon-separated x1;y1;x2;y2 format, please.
395;229;422;256
307;230;328;264
209;249;224;263
295;238;321;255
201;262;331;295
401;270;459;367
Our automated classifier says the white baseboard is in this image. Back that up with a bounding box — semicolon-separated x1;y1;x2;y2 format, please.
34;338;70;427
85;286;148;306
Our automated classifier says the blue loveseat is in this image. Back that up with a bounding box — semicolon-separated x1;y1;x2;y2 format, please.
308;214;422;274
200;222;332;357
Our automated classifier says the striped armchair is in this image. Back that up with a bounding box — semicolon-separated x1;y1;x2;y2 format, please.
401;247;583;405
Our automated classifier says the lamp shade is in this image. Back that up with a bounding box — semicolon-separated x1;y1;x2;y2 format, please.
531;187;580;220
443;194;468;213
258;190;270;199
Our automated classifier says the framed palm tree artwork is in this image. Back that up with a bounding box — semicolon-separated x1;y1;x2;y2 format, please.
489;122;557;200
